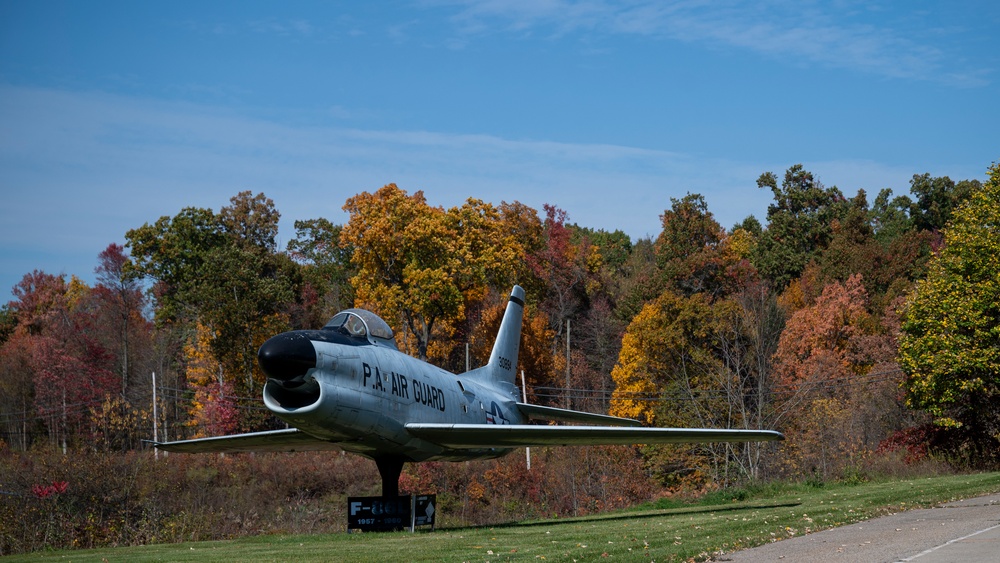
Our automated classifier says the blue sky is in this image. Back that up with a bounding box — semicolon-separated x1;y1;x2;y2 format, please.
1;1;998;301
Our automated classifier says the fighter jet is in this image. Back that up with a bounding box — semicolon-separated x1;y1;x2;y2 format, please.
153;285;783;497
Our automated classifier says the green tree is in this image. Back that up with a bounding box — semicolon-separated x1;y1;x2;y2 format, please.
655;193;728;297
218;191;280;251
125;206;225;324
908;173;979;232
611;237;660;323
899;162;1000;466
126;192;295;427
752;165;848;288
286;218;354;327
0;304;15;345
871;187;914;244
815;192;937;313
571;224;633;272
198;245;293;394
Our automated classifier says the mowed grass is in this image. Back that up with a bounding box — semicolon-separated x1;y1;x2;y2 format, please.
10;472;1000;562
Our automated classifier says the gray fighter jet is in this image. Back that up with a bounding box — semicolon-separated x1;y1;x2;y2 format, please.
153;285;783;496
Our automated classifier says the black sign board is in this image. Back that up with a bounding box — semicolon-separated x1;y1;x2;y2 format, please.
347;495;436;532
411;494;436;528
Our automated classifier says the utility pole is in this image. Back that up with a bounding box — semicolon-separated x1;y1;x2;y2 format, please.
521;370;531;470
152;371;159;460
61;388;67;455
565;319;571;410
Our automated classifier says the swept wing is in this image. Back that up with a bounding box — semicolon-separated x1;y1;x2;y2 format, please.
150;428;342;454
152;411;780;454
404;424;783;448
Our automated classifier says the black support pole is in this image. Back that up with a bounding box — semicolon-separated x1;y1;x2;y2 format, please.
374;456;405;498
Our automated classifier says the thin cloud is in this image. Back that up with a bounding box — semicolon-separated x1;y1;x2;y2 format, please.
248;18;316;37
3;84;980;298
0;85;794;295
435;0;990;85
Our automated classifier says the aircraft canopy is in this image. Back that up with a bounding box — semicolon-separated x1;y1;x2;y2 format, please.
324;309;397;348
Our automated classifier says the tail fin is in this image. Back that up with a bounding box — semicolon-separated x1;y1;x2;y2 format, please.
479;285;524;385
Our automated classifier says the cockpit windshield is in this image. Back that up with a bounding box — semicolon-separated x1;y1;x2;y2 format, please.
323;309;397;348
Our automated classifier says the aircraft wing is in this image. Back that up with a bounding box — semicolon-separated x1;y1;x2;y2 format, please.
149;428;344;454
405;424;783;449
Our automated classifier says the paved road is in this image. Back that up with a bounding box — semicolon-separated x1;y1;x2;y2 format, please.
719;493;1000;562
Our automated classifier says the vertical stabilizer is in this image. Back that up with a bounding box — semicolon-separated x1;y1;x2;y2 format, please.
482;285;524;386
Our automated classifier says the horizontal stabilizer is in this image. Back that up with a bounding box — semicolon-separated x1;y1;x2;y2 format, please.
405;424;784;449
148;428;343;454
516;403;642;427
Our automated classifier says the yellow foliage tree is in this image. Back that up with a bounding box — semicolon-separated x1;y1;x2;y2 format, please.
184;322;238;437
608;302;662;424
610;291;724;425
89;395;152;452
469;297;555;392
341;184;525;361
610;288;784;485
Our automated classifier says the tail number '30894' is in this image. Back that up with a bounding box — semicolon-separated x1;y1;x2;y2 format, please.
497;356;512;371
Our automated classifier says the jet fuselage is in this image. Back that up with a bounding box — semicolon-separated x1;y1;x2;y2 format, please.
259;315;521;463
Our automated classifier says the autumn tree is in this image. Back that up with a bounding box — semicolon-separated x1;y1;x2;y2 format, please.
468;296;556;393
0;329;36;449
714;281;785;480
89;394;154;452
527;205;596;339
341;184;523;361
570;295;625;413
610;237;659;324
2;272;68;448
899;163;1000;466
2;272;121;449
610;282;785;484
773;275;871;391
93;243;146;396
496;200;545;290
183;322;239;438
772;274;908;478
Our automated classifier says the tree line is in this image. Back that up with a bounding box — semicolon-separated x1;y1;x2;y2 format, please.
2;162;998;484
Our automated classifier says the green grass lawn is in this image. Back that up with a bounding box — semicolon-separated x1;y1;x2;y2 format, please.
10;472;1000;562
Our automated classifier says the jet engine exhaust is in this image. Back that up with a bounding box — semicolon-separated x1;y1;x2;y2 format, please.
258;332;316;386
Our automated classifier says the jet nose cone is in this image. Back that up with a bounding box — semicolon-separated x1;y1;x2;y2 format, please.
258;332;317;382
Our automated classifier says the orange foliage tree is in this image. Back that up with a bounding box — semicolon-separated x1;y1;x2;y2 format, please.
772;274;907;478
